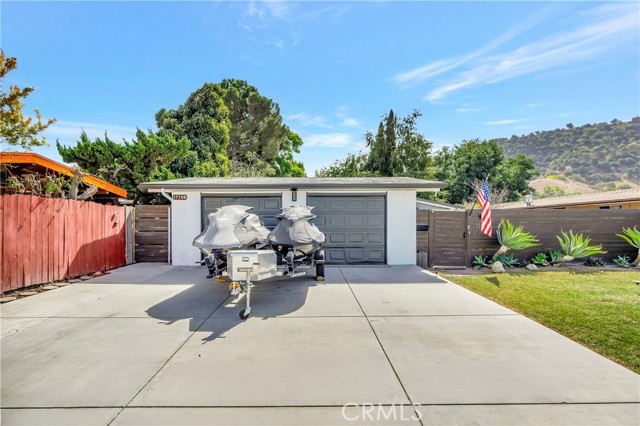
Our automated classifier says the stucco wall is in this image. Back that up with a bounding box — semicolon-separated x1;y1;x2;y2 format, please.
169;191;201;266
167;189;419;266
386;190;417;265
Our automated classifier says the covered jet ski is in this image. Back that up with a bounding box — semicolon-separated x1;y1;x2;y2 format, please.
193;205;270;278
268;205;326;279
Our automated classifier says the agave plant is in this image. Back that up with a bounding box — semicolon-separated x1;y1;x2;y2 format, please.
473;255;490;269
549;250;564;264
494;220;540;257
531;252;549;266
491;253;520;268
613;255;631;268
554;230;606;265
616;226;640;266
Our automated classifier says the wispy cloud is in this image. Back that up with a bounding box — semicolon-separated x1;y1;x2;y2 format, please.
421;3;639;101
392;3;639;102
526;103;545;108
485;119;525;125
44;120;138;142
287;113;332;129
240;1;350;50
456;107;482;113
288;107;360;130
341;117;359;127
393;7;552;89
305;133;353;148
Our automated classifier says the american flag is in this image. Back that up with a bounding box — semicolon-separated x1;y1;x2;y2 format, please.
477;178;492;236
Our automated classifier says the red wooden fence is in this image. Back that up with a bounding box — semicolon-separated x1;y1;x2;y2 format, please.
1;194;126;294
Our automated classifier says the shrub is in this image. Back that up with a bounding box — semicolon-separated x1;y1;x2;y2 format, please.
584;256;604;267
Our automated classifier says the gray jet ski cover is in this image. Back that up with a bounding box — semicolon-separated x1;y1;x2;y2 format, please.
268;206;326;247
193;205;270;249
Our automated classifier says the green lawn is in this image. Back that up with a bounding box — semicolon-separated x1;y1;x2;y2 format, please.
442;270;640;374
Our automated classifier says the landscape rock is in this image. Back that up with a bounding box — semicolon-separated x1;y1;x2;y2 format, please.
0;297;17;303
491;261;505;273
67;279;82;284
80;275;92;281
19;291;38;297
525;264;538;271
42;285;58;290
91;271;104;278
54;283;70;287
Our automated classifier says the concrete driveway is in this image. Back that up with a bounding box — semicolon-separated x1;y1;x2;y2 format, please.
1;264;638;425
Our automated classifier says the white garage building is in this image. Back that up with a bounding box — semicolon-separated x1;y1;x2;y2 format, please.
139;177;445;266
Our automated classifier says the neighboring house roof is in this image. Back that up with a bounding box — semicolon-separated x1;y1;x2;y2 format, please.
416;198;464;211
1;152;127;198
139;177;446;191
496;188;640;209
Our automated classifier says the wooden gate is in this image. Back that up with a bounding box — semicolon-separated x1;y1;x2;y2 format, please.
135;205;169;262
428;211;467;267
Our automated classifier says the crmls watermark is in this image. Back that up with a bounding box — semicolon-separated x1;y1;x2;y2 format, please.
342;403;422;422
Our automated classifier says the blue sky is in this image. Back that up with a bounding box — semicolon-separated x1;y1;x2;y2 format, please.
3;1;639;175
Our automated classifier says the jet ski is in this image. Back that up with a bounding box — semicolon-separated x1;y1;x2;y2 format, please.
193;205;270;278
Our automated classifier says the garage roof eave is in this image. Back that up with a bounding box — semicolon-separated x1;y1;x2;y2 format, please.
139;177;447;191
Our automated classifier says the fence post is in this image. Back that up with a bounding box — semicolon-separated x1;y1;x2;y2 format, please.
427;210;434;268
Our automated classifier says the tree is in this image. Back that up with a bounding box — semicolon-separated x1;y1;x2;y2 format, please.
324;109;433;179
0;50;56;150
391;110;434;178
155;83;231;177
155;80;305;178
434;139;536;205
317;152;374;177
220;79;304;176
57;129;190;204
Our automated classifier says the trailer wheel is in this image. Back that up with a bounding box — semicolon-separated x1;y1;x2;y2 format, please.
315;250;325;281
239;309;250;320
315;264;325;281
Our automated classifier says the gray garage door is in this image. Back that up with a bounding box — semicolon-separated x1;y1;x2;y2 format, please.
201;196;282;230
308;195;386;265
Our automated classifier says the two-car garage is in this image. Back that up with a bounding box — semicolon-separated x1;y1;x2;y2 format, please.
201;195;386;265
139;177;445;266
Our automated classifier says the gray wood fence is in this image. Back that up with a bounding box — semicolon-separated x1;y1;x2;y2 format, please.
420;209;639;267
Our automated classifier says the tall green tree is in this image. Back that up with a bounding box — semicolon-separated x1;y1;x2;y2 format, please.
434;139;536;205
57;129;189;204
155;83;231;177
155;80;305;178
391;110;433;178
0;50;56;150
322;109;433;178
220;79;304;176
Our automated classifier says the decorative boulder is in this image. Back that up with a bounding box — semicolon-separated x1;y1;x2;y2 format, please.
525;264;538;271
491;261;505;273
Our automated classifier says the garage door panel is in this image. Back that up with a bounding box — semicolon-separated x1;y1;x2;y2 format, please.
202;196;282;230
367;233;385;244
365;249;385;262
308;195;386;265
329;234;345;244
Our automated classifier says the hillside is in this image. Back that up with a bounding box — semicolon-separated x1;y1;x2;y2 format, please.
496;117;640;186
